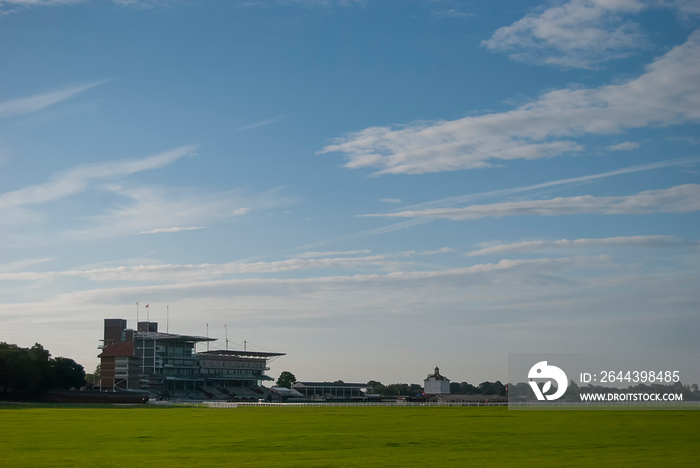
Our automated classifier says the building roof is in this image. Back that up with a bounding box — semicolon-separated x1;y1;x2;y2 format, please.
197;349;286;358
134;331;215;343
293;382;369;389
425;366;450;381
98;341;136;358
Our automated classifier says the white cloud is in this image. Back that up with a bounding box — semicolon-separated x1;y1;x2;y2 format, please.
607;141;640;151
140;226;205;235
2;0;79;3
0;257;55;273
379;198;402;204
266;157;700;255
0;145;197;218
432;9;473;20
231;207;250;216
234;115;287;132
482;0;650;69
361;184;700;220
295;249;372;258
0;81;106;119
0;253;411;283
67;185;285;239
320;30;700;175
418;247;455;256
466;235;687;256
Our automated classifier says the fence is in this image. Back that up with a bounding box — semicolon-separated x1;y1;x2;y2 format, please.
202;401;508;408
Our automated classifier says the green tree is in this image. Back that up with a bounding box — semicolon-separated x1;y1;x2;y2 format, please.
28;343;51;395
0;343;32;393
276;371;297;389
51;357;86;390
367;380;385;395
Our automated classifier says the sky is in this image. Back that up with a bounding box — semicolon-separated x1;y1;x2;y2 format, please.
1;0;699;386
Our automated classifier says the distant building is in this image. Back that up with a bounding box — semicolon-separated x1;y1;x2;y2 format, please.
292;381;370;400
98;318;284;399
424;366;450;395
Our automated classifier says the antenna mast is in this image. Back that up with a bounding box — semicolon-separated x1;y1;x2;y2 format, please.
225;324;228;351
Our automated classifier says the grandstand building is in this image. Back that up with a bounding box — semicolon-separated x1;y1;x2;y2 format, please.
291;381;370;400
98;318;284;399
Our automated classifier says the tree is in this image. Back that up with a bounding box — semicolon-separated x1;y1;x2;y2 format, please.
367;380;386;395
0;343;33;393
86;364;101;388
28;343;51;395
276;371;297;389
0;342;88;398
51;357;86;390
459;382;477;394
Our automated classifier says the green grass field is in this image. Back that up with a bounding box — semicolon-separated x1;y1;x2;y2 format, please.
1;406;698;467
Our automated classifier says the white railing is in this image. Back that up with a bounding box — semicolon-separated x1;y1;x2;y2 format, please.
201;401;509;408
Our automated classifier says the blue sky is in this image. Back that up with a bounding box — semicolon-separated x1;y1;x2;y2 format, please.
1;0;699;385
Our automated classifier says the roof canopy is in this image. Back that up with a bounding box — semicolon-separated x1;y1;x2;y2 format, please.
197;350;285;358
135;331;215;343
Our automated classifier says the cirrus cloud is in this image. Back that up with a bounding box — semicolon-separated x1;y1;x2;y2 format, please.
320;30;700;175
361;184;700;221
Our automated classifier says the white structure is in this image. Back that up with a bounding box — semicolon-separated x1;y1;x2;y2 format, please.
423;366;450;395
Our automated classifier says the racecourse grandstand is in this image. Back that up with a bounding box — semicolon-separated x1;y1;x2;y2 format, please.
98;318;284;400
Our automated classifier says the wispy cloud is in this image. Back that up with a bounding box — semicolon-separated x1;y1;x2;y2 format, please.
432;9;473;20
231;207;250;216
140;226;205;235
379;198;402;204
0;145;198;216
67;185;284;239
418;247;455;256
234;115;287;132
0;253;410;283
1;0;187;14
466;235;689;256
481;0;651;69
0;81;107;119
320;30;700;175
608;141;640;151
361;184;700;221
295;249;372;258
254;157;700;259
0;257;55;273
0;0;84;12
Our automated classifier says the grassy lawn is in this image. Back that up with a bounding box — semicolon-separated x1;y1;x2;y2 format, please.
0;406;697;467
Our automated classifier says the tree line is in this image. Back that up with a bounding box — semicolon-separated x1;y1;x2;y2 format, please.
276;371;509;397
0;342;86;398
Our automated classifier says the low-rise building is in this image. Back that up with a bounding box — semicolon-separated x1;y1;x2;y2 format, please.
424;366;450;395
292;381;370;400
